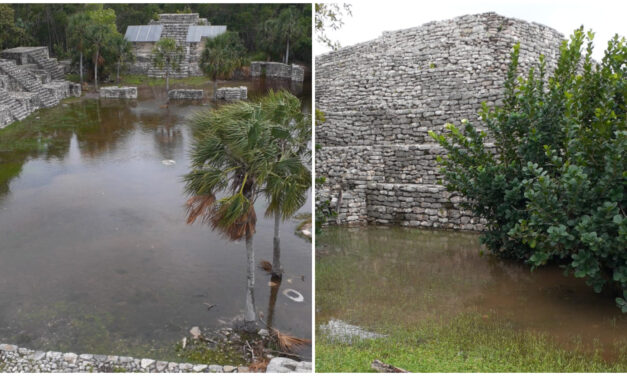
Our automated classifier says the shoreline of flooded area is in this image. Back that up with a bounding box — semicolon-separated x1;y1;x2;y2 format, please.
316;226;627;362
0;79;312;361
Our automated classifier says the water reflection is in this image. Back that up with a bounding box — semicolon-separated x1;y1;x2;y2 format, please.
0;79;312;360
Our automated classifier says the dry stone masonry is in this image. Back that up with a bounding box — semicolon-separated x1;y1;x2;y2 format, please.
168;89;204;100
216;86;247;101
0;344;310;373
316;13;564;230
125;13;227;78
250;62;305;83
100;86;138;99
0;47;80;129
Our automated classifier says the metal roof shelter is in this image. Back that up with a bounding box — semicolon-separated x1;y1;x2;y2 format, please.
186;26;227;42
124;25;163;42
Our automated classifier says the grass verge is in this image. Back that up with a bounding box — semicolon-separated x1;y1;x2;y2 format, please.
315;313;627;372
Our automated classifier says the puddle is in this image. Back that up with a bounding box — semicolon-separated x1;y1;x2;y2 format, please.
316;226;627;360
0;79;312;360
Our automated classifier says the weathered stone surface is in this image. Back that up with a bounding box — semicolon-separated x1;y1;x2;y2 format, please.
168;89;203;100
316;12;564;230
99;86;138;99
266;357;312;373
250;62;305;83
215;86;247;101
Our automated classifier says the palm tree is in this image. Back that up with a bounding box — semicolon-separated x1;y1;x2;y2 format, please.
111;34;134;84
68;12;90;85
152;38;183;91
85;8;117;90
265;6;304;64
184;100;278;332
261;90;312;279
199;31;247;100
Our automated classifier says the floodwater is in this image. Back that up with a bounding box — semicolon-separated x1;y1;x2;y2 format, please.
0;79;312;360
316;226;627;360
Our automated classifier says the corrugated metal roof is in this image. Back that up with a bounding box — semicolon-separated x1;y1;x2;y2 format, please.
186;26;227;42
124;25;163;42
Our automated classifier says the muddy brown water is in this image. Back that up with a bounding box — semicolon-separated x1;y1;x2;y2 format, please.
316;226;627;360
0;79;311;360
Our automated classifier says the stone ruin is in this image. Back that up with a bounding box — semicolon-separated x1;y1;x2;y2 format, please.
0;46;81;129
168;89;203;100
316;13;565;231
125;13;227;78
99;86;138;99
250;62;305;83
216;86;247;101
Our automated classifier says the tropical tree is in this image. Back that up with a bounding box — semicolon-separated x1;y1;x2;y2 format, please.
265;6;304;64
315;3;352;51
86;8;117;90
152;37;183;91
184;100;278;332
67;12;91;84
260;90;311;279
199;31;247;100
0;4;30;50
110;33;134;83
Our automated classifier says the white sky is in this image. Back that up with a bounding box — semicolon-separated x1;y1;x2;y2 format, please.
315;0;627;60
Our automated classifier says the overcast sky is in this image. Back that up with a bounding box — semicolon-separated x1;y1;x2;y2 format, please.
315;0;627;60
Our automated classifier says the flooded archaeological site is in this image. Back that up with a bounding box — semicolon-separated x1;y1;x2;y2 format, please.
0;80;312;360
316;226;627;366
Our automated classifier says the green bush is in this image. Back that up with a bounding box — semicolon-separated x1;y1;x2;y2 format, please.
430;29;626;311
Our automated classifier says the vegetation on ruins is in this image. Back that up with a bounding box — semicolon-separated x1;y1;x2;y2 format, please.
111;34;134;84
183;91;309;331
199;32;247;100
431;29;626;311
151;38;183;92
67;12;91;85
260;90;312;279
2;3;312;85
85;8;119;90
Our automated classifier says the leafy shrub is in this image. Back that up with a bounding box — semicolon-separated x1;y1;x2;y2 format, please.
430;29;626;311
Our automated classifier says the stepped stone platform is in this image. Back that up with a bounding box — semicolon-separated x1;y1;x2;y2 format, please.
251;62;305;82
100;86;138;99
168;89;203;100
315;12;564;230
0;46;80;129
216;86;247;101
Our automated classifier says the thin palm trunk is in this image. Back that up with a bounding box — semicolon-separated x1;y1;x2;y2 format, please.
116;61;120;84
166;66;170;91
79;51;83;84
244;228;257;332
94;50;99;90
266;278;281;328
213;78;218;100
285;37;290;64
272;209;282;279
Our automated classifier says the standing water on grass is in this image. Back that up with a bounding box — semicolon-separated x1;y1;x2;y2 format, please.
0;80;312;360
316;226;627;361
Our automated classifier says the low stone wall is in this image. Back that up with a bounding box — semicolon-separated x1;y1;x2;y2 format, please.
250;62;305;83
100;86;138;99
216;86;247;101
168;89;204;100
0;344;310;373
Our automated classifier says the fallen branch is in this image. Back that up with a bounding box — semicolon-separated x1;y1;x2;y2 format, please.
371;359;408;373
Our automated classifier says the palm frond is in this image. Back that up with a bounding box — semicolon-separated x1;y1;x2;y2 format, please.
272;327;311;352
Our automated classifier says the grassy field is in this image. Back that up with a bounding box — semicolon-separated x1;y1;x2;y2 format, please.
316;313;627;372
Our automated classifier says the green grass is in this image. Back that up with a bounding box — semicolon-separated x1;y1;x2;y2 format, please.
316;313;627;372
119;74;211;87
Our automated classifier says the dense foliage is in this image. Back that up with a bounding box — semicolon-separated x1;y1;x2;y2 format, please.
430;29;626;311
4;3;311;68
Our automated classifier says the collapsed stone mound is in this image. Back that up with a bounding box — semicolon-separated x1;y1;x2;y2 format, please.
315;12;564;230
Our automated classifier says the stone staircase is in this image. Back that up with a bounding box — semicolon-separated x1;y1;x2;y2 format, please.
0;60;58;108
0;87;31;124
27;50;65;80
146;23;192;78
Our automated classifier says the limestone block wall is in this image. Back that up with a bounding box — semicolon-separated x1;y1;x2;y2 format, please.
99;86;138;99
216;86;247;101
250;62;305;83
315;12;565;230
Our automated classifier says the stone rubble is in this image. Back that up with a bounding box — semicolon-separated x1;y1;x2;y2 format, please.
216;86;247;101
315;12;565;230
318;320;387;344
168;89;204;100
100;86;138;99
